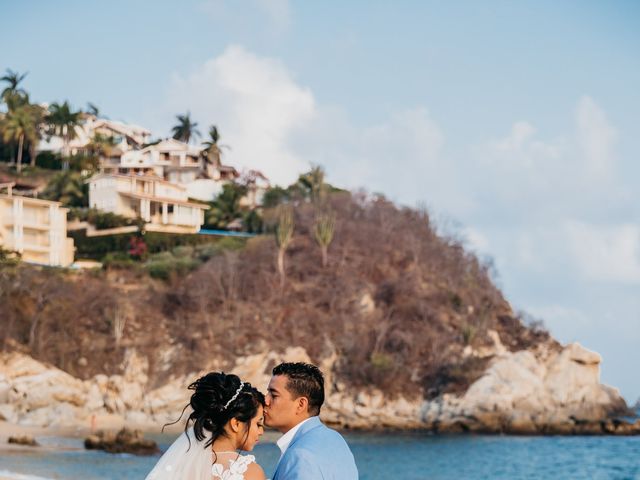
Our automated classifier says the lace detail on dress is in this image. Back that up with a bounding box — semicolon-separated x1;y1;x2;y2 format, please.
211;454;256;480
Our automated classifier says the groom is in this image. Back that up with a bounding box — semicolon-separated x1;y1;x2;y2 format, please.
265;362;358;480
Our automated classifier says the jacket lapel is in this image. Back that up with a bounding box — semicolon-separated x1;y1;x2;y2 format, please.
273;416;323;478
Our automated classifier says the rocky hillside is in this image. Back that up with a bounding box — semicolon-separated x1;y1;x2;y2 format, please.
0;192;636;433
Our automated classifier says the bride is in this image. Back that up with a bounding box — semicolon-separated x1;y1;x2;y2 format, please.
146;372;267;480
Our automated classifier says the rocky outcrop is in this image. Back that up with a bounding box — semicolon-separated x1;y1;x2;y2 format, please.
84;428;159;455
0;340;637;435
8;435;39;447
418;342;633;434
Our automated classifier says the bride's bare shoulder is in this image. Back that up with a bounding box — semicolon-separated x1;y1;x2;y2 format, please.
244;461;266;480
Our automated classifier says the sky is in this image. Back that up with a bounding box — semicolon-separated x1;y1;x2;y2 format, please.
1;1;639;402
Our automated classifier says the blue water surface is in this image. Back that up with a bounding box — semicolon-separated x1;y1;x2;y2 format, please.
1;432;640;479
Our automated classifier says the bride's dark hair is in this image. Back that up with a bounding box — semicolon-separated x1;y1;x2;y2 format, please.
166;372;265;450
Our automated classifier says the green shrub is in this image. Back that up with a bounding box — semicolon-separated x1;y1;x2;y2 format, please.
102;252;138;270
146;256;200;280
88;210;133;230
462;323;477;345
70;230;237;260
172;245;194;258
370;352;394;371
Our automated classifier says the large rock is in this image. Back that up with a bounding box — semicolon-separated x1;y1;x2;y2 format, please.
0;342;635;435
85;427;159;455
423;342;631;433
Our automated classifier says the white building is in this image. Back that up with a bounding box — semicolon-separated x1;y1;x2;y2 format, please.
0;184;75;267
39;116;152;158
88;173;208;234
117;138;204;184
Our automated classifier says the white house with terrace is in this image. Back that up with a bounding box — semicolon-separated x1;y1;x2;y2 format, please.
0;183;75;267
88;174;208;234
99;138;241;202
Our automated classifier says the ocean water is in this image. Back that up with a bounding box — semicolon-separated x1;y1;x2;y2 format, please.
1;432;640;479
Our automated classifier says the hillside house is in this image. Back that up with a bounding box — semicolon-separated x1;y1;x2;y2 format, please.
0;185;75;266
88;173;208;233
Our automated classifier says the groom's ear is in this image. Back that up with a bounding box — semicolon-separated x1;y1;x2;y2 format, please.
295;396;310;415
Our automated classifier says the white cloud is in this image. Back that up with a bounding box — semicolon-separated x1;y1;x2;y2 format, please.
165;46;454;204
166;45;314;185
576;95;618;178
564;221;640;284
485;120;561;168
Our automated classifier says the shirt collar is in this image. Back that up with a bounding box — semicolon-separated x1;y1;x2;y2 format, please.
276;417;315;455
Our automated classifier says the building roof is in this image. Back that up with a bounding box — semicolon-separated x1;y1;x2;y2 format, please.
141;138;203;155
87;173;188;191
0;193;68;210
92;119;151;137
119;191;209;209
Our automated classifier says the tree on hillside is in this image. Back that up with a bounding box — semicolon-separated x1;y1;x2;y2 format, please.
2;90;30;113
204;182;248;230
262;166;339;208
85;102;100;118
314;210;336;267
1;105;34;173
0;69;28;101
26;103;46;168
201;125;228;167
41;170;87;207
275;205;294;287
85;133;117;171
293;165;327;203
171;112;200;144
47;101;81;169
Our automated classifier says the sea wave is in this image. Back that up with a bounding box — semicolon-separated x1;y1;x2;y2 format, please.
0;470;56;480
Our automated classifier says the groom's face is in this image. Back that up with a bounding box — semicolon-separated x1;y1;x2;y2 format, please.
264;374;302;433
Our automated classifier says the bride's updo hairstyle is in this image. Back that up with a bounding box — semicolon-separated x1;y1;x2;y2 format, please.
185;372;265;449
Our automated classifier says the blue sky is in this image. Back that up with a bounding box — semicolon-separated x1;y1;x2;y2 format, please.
2;1;639;401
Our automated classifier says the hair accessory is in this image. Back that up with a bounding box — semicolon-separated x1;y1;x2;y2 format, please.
223;382;245;410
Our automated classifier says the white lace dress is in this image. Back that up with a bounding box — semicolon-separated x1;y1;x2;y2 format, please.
212;454;256;480
145;429;256;480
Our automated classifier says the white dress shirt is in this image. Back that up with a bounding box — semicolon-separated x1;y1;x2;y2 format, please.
276;417;315;457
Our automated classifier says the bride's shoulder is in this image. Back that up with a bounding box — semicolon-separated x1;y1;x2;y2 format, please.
242;457;266;480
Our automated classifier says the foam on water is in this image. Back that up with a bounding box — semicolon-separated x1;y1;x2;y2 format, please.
0;470;54;480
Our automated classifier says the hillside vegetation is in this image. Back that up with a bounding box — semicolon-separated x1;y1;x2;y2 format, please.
0;191;554;399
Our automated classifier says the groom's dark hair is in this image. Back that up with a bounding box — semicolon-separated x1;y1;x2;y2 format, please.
273;362;325;416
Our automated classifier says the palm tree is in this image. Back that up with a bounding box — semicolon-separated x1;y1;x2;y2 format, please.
86;102;100;118
1;69;28;101
41;171;87;207
2;90;29;112
47;101;81;169
171;112;200;144
1;105;34;173
204;183;247;229
87;133;116;157
26;103;47;168
201;125;228;167
85;133;117;172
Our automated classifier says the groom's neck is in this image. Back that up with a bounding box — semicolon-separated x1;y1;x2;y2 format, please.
280;413;313;434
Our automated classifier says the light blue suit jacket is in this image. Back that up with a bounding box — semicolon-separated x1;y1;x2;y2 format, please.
272;416;358;480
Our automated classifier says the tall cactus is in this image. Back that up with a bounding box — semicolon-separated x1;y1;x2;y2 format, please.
314;210;335;267
275;205;294;286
